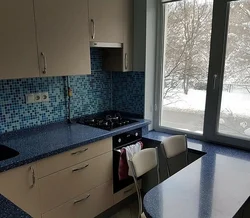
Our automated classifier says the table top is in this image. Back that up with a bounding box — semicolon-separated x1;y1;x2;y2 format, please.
143;131;250;218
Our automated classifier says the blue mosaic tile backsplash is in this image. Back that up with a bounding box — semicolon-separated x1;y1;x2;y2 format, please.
112;71;145;115
0;48;145;134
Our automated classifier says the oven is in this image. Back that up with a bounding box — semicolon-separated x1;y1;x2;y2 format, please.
113;128;142;193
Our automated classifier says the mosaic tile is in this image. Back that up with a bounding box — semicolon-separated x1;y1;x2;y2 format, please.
112;71;145;116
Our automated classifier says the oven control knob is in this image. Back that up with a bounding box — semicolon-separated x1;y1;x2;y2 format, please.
118;138;122;143
135;132;138;137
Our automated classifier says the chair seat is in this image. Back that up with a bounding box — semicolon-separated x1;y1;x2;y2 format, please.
141;212;147;218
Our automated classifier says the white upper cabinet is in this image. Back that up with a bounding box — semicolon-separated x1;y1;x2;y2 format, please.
34;0;91;77
89;0;124;43
0;0;40;80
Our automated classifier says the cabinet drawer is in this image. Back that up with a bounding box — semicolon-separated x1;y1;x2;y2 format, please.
37;138;112;178
42;180;113;218
113;181;141;204
39;152;112;213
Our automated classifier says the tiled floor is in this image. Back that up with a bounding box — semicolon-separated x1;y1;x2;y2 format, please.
109;200;139;218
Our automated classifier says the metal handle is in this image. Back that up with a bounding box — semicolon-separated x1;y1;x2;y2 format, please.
213;74;218;90
91;19;95;39
125;53;128;70
72;164;89;172
124;188;133;194
30;166;35;188
41;52;47;74
74;194;90;205
71;148;88;155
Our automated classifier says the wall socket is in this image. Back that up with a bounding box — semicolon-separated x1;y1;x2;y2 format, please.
26;92;50;104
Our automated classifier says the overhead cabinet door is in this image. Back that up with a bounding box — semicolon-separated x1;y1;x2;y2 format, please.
0;0;39;80
34;0;91;77
89;0;124;43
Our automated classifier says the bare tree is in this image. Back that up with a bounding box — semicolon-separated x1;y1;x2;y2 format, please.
163;0;212;98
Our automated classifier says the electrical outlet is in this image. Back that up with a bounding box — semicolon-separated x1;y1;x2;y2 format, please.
41;92;50;102
34;93;42;103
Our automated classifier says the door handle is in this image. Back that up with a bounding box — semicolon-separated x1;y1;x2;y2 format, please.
72;164;89;172
41;52;47;75
73;194;90;205
213;74;218;90
30;166;36;188
125;53;128;70
71;148;88;155
91;19;95;39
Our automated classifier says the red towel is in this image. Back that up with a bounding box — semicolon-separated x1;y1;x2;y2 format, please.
118;141;143;181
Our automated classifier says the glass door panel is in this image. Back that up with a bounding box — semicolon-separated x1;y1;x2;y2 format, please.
160;0;214;134
218;0;250;139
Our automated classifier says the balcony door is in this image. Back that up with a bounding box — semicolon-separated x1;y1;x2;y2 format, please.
156;0;250;149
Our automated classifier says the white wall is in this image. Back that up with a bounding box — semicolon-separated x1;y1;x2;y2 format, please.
134;0;158;131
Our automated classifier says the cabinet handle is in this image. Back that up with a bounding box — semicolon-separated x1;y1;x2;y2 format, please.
125;53;128;70
71;148;88;155
30;166;36;188
41;52;47;74
73;194;90;205
72;164;89;172
124;188;133;194
91;19;95;39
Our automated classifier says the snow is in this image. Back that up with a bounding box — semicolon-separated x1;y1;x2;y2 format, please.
163;89;250;118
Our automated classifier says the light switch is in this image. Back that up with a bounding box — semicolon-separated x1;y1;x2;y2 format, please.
26;94;35;104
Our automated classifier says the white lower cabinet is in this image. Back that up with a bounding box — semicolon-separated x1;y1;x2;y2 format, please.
38;151;112;212
42;180;113;218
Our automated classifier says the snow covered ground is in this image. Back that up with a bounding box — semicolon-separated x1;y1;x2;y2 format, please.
162;88;250;138
163;89;250;118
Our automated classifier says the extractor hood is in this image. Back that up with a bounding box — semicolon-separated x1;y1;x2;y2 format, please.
90;42;123;48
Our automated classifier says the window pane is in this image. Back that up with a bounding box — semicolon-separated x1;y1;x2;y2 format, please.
218;0;250;139
160;0;213;134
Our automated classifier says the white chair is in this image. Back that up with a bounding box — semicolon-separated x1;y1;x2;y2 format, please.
129;148;160;218
161;135;188;177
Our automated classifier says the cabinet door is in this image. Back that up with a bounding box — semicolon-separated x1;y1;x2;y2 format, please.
0;164;41;218
34;0;91;77
89;0;124;43
0;0;39;80
42;181;113;218
123;0;134;72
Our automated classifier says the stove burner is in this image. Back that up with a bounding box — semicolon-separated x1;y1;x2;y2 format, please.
78;113;137;131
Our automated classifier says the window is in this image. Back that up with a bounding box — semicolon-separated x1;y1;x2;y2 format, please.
156;0;250;148
160;0;213;134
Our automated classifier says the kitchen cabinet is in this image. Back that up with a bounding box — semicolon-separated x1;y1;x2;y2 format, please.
36;138;112;178
0;138;114;218
102;0;134;72
89;0;124;43
0;0;39;80
0;163;41;218
42;181;113;218
34;0;91;77
38;152;113;212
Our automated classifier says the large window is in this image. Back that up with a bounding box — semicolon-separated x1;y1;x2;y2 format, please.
160;0;213;134
156;0;250;148
218;0;250;139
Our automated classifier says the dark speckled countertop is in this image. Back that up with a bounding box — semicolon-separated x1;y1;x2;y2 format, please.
0;119;150;217
143;131;250;218
0;119;150;172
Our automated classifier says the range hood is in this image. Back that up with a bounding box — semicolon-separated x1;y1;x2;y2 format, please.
90;42;123;48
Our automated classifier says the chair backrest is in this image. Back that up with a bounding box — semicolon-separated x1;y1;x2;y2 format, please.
130;148;158;178
161;135;187;159
161;135;188;177
129;148;160;218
